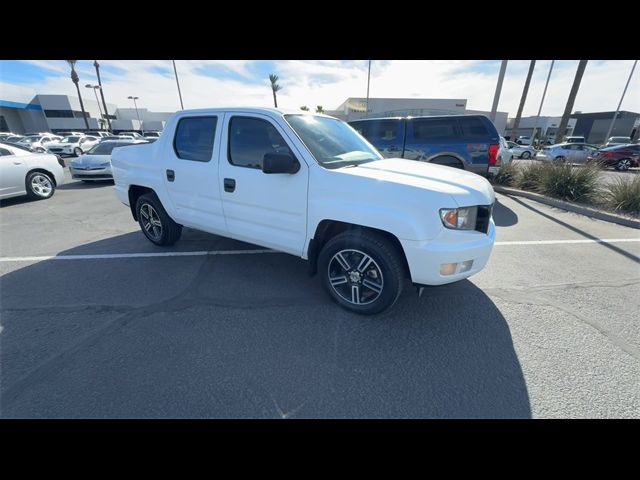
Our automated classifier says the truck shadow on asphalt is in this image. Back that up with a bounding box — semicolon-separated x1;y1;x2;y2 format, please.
1;230;531;419
492;199;518;227
57;180;114;190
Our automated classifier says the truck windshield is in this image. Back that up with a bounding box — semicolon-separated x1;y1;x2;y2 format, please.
285;115;382;168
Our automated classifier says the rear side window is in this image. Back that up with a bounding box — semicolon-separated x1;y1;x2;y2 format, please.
352;120;399;142
0;147;13;156
458;117;490;137
228;116;293;169
173;116;218;162
411;118;456;140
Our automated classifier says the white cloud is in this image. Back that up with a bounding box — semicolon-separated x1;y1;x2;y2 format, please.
2;60;638;118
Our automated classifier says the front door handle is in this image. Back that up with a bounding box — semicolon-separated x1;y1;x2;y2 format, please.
166;169;175;182
224;178;236;192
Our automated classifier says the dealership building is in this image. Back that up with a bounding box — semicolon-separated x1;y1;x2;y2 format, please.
0;94;173;134
326;97;509;134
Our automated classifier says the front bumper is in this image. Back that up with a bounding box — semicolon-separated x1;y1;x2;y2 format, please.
69;165;113;180
400;220;495;286
47;147;75;156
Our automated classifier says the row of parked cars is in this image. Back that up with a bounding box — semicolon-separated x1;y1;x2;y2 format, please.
0;130;162;201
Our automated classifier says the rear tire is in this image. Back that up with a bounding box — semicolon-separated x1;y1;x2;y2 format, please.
26;171;55;200
135;193;182;246
74;147;83;156
318;230;404;315
616;158;631;171
521;151;531;159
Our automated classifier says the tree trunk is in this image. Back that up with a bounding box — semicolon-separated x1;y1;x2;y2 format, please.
94;61;112;131
510;60;536;140
555;60;588;144
74;81;90;130
272;90;278;108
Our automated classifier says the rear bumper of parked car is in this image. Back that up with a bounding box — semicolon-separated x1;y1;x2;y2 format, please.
69;165;113;180
400;221;495;286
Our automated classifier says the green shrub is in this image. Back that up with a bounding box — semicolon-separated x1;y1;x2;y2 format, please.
492;162;518;186
604;175;640;215
539;162;601;202
516;161;547;191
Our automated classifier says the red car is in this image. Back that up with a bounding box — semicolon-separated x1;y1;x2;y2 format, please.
587;144;640;171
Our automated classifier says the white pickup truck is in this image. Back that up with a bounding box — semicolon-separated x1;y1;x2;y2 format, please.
111;108;496;314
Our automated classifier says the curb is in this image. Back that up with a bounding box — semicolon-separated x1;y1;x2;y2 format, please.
493;185;640;230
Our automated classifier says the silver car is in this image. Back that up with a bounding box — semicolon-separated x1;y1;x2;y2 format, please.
506;141;537;159
535;143;600;164
0;142;65;200
69;139;147;182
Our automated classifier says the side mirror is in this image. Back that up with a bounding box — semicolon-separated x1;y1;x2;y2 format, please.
262;152;300;174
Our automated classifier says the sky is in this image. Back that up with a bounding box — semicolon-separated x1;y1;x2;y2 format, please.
1;60;638;117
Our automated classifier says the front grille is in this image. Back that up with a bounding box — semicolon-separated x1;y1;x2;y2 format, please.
49;148;64;152
475;204;493;234
72;173;112;179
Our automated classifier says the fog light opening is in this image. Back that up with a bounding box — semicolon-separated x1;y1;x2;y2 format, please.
459;260;474;273
440;263;458;276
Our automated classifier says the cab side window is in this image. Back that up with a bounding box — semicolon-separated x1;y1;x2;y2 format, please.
173;116;218;162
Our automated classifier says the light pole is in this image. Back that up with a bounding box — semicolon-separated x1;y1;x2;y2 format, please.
85;84;104;130
127;96;142;134
603;60;637;145
172;60;184;110
365;60;371;118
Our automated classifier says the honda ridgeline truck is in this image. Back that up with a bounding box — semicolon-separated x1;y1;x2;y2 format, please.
111;108;496;315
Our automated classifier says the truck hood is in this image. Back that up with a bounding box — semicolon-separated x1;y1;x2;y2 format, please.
337;158;495;207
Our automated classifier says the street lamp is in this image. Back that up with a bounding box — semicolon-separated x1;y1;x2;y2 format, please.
127;96;142;135
85;84;104;130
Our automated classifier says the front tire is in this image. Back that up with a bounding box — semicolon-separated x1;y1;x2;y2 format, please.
318;230;404;315
135;193;182;246
26;171;55;199
521;151;531;159
74;147;83;156
616;158;631;171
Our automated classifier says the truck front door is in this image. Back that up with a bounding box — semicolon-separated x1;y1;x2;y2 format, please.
218;113;309;256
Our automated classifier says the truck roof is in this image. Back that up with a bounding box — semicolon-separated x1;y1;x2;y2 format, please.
171;107;332;118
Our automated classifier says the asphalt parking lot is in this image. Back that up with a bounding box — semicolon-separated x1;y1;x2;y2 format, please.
1;170;639;418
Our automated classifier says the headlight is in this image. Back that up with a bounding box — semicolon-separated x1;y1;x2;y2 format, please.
439;207;478;230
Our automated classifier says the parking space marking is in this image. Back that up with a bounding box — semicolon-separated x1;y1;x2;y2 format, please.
0;239;638;263
494;238;640;246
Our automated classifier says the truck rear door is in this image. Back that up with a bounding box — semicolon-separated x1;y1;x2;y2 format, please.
162;115;228;235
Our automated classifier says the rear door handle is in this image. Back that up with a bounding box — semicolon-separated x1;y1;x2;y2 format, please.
224;178;236;192
166;169;175;182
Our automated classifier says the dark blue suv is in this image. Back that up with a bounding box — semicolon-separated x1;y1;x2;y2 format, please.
349;115;500;177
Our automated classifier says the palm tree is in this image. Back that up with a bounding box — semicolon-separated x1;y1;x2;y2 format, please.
300;106;309;111
510;60;536;140
269;73;282;108
66;60;90;130
315;105;324;114
555;60;588;144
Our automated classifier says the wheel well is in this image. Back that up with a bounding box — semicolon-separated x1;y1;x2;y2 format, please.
128;185;155;220
429;155;464;169
27;168;57;187
307;220;410;278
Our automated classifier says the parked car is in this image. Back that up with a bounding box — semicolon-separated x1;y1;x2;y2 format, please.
87;131;117;139
516;135;532;145
46;135;100;156
535;143;599;164
603;136;632;148
56;131;86;137
69;140;147;182
498;137;513;166
564;136;586;144
348;115;500;177
0;142;64;200
111;108;496;315
507;140;537;159
0;135;25;144
17;134;62;153
587;144;640;171
119;131;145;139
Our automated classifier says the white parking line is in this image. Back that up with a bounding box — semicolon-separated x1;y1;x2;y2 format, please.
0;238;638;263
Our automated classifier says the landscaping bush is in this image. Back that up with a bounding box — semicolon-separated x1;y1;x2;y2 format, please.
604;175;640;215
516;161;547;191
492;162;518;187
538;161;601;203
